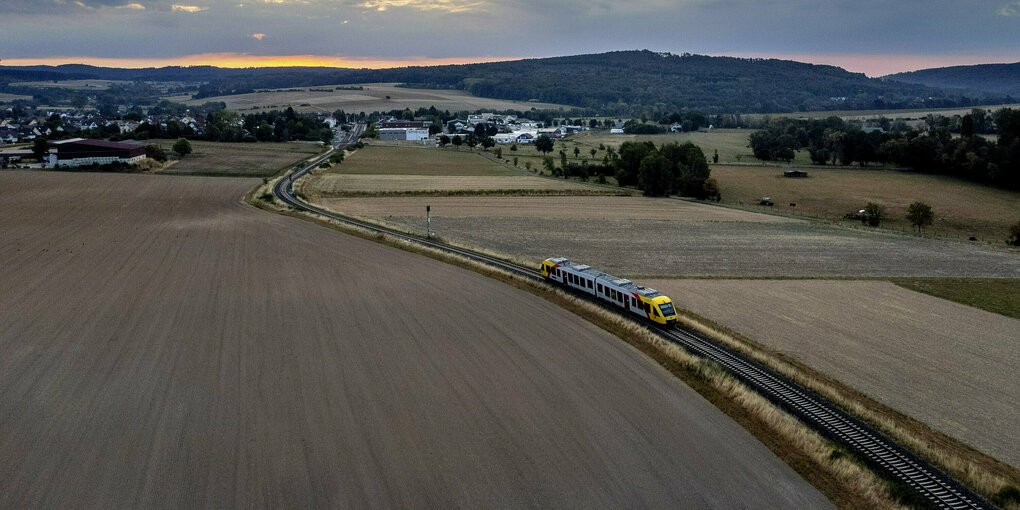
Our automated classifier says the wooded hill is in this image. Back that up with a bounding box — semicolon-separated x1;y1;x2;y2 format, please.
1;51;1005;114
885;62;1020;97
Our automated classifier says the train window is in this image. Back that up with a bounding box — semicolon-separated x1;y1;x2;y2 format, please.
587;280;593;289
612;290;618;300
597;284;603;293
645;302;651;313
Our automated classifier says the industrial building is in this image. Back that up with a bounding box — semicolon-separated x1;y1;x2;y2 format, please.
378;128;430;141
51;138;147;167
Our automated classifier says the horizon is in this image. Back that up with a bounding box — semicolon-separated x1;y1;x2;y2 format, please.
4;1;1020;78
4;52;1020;77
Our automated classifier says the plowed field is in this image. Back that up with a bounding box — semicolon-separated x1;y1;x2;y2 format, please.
0;171;831;508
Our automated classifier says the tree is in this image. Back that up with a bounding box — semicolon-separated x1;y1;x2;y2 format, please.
862;202;884;227
451;135;463;146
319;128;334;145
616;141;656;187
510;143;518;152
32;138;50;161
713;149;719;164
590;148;597;158
438;134;450;146
535;135;554;154
638;153;671;196
172;138;193;158
480;136;495;149
494;147;502;159
573;146;580;158
906;201;934;233
560;151;569;176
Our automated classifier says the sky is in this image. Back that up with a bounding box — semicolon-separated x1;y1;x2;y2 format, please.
2;0;1020;76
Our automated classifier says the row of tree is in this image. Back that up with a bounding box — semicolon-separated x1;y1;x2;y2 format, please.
747;109;1020;190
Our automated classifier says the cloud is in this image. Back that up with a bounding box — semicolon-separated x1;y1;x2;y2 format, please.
171;4;207;12
251;33;265;40
116;3;145;8
1000;1;1020;15
354;0;485;13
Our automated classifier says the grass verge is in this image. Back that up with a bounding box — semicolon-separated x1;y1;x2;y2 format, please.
246;174;988;509
890;278;1020;320
305;188;634;198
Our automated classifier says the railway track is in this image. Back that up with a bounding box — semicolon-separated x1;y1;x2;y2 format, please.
272;131;994;510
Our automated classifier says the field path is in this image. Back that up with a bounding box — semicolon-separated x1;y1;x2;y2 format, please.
0;171;831;508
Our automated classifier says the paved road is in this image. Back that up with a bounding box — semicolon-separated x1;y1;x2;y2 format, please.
0;171;833;508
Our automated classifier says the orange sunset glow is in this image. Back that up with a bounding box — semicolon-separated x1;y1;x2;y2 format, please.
0;53;517;69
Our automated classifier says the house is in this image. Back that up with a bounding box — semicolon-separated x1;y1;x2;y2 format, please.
610;128;625;135
51;138;147;167
670;123;683;133
515;132;535;144
493;133;516;144
379;120;425;129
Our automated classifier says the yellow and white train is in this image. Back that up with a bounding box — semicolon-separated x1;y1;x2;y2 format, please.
540;257;678;326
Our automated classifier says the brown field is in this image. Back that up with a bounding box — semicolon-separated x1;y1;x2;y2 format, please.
337;145;516;175
710;164;1020;240
322;195;791;222
644;279;1020;469
181;82;569;113
305;175;611;196
0;171;831;508
311;194;1020;278
152;139;324;177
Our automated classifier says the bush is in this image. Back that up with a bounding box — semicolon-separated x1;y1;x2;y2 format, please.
862;202;885;227
702;177;721;201
172;138;192;157
145;144;167;162
1008;221;1020;246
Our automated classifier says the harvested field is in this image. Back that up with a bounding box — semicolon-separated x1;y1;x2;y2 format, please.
153;139;324;177
313;196;1020;278
0;171;831;508
711;164;1020;241
0;93;32;102
10;79;130;90
305;175;614;196
322;196;791;221
337;146;516;175
181;82;568;113
644;279;1020;469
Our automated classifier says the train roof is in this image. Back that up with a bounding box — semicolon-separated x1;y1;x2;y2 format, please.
549;257;662;298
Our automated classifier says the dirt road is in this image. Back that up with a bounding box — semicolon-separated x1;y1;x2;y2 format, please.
0;172;831;508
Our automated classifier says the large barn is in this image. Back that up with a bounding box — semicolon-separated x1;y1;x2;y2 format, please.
52;138;147;167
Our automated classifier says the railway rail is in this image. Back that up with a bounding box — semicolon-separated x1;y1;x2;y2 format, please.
272;129;993;510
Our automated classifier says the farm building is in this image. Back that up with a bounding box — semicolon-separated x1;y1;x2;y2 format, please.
784;169;809;178
51;138;147;167
378;128;429;141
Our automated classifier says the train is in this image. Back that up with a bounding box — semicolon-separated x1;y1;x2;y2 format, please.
540;257;678;326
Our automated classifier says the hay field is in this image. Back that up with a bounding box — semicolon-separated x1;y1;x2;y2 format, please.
312;195;1020;278
644;279;1020;469
0;171;831;508
181;82;568;113
710;164;1020;240
153;139;324;177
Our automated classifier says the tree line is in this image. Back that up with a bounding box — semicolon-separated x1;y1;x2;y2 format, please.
747;109;1020;191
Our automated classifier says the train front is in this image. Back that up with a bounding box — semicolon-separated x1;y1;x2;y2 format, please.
650;296;678;326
